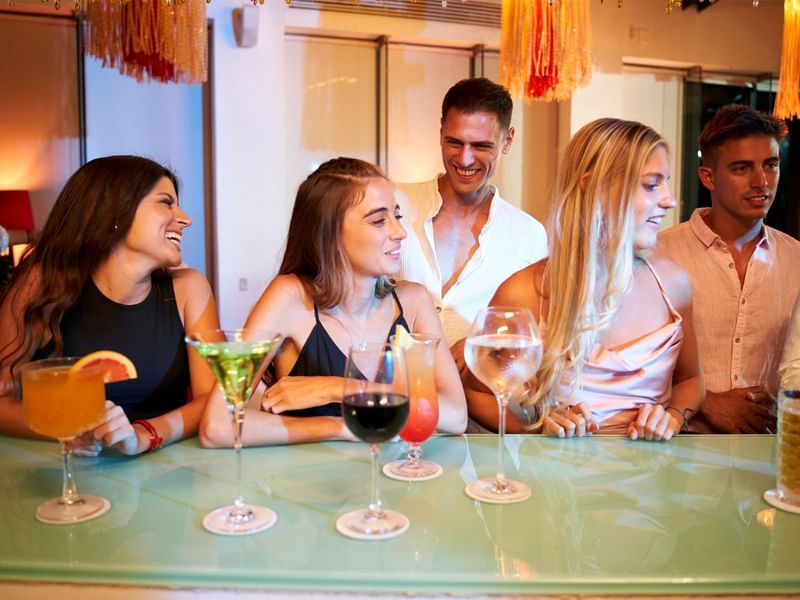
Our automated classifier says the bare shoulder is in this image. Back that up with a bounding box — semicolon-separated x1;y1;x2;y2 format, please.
250;274;312;321
171;267;212;293
491;259;546;309
647;257;692;306
393;280;432;304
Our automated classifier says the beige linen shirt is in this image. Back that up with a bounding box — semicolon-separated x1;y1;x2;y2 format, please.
779;296;800;390
656;208;800;396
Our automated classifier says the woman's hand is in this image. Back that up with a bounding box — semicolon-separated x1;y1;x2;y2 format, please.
91;400;145;455
72;430;103;457
261;376;342;414
627;403;679;441
542;402;598;437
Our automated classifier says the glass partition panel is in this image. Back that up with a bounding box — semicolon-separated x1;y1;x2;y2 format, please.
386;44;471;183
284;35;378;200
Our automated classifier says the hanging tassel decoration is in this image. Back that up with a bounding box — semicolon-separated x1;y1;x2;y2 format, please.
500;0;591;102
84;0;207;85
775;0;800;119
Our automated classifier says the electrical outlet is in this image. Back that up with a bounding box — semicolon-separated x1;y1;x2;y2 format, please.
239;278;248;291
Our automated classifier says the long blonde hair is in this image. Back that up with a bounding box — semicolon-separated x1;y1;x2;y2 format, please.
527;118;667;417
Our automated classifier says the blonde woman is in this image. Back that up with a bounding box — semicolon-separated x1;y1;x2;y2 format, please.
466;118;704;440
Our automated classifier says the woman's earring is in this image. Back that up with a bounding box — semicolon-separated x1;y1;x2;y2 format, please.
113;224;119;232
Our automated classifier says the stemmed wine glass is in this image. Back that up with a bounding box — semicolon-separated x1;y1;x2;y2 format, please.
337;342;410;540
21;357;110;524
464;307;542;503
186;328;282;535
383;333;442;481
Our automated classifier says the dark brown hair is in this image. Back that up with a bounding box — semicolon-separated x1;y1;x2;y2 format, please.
278;157;393;309
0;155;179;372
699;104;787;166
441;77;513;131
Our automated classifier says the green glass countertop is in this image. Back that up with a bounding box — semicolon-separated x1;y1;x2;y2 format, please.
0;434;797;595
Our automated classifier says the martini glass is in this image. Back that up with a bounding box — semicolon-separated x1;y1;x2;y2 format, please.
186;328;282;535
21;357;110;524
464;307;542;504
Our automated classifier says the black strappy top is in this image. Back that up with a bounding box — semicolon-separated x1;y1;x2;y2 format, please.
284;289;410;417
32;273;189;421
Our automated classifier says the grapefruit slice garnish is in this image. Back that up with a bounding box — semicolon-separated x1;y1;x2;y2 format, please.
70;350;138;383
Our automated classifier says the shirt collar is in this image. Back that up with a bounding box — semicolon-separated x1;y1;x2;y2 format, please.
689;207;770;250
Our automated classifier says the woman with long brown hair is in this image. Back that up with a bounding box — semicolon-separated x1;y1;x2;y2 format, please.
200;157;467;446
0;155;219;454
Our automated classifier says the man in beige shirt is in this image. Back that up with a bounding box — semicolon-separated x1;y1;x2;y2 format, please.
657;105;800;434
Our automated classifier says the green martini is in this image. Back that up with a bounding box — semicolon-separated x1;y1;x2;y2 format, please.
186;329;282;536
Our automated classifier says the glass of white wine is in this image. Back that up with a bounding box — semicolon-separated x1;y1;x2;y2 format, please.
464;307;542;504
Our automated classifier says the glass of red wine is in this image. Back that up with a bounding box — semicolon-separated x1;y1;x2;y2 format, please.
336;342;410;540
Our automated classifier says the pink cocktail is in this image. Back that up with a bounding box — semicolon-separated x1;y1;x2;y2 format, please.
384;333;442;481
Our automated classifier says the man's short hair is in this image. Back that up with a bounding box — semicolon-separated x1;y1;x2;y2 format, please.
699;104;787;166
441;77;513;131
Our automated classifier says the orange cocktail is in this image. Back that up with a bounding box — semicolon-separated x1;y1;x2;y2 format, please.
21;357;110;524
384;333;442;481
401;344;439;444
23;364;105;439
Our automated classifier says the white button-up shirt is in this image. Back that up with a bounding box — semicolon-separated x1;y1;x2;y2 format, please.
396;177;548;346
656;208;800;395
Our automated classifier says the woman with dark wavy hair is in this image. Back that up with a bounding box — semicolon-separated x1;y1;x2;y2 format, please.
0;155;219;455
200;157;467;447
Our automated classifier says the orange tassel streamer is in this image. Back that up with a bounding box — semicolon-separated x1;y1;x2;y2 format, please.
84;0;207;85
500;0;591;102
775;0;800;120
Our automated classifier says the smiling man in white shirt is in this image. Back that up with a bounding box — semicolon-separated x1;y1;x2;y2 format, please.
395;78;547;367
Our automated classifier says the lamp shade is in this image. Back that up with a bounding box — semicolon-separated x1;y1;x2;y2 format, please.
0;190;35;232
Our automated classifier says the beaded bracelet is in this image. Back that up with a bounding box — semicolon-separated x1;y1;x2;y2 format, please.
133;419;164;453
665;406;694;433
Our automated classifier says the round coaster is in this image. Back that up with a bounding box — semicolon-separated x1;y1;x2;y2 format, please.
202;505;278;536
465;478;531;504
763;489;800;515
383;460;443;482
335;510;410;541
35;495;110;525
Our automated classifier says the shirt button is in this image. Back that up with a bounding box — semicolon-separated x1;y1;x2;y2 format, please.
741;298;746;305
728;262;735;269
733;374;739;381
735;337;741;343
435;306;442;313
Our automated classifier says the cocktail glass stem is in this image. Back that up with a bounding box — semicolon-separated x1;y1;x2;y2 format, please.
406;443;422;468
493;392;511;493
367;443;384;519
229;404;252;523
59;439;83;507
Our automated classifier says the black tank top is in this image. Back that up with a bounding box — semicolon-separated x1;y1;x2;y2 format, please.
284;289;410;417
33;273;189;421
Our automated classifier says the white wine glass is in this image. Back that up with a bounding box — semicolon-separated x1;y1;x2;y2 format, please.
464;306;542;503
337;342;410;540
186;328;282;535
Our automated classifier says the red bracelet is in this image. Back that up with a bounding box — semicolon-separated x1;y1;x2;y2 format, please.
133;420;164;452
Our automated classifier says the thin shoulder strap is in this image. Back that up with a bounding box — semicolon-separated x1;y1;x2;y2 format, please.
641;258;679;316
390;288;405;319
312;303;322;324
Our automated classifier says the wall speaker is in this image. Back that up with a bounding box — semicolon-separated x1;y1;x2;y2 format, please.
232;5;259;48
